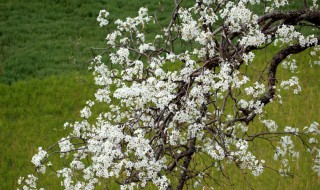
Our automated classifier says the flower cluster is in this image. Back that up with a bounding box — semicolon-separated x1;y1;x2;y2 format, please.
97;10;109;27
31;147;47;174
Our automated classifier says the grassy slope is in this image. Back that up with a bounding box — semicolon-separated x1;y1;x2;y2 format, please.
0;73;95;189
0;0;107;84
0;0;186;84
0;0;319;189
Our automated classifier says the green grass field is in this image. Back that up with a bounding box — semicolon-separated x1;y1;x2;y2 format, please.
0;0;320;189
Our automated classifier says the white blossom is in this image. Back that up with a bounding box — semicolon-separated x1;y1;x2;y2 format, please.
21;1;320;189
97;10;109;27
31;147;47;169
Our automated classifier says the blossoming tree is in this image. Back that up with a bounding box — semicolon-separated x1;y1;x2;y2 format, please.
19;0;320;189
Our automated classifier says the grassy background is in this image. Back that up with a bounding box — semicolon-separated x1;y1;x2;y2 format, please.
0;0;319;189
0;0;104;84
